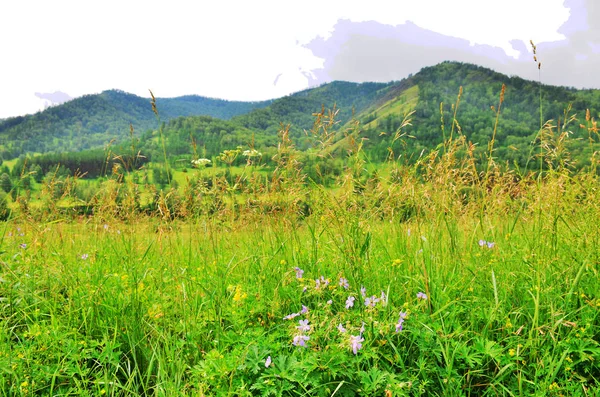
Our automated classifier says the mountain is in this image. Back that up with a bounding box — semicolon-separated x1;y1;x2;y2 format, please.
145;81;397;162
0;90;271;159
3;62;600;171
353;62;600;167
152;62;600;170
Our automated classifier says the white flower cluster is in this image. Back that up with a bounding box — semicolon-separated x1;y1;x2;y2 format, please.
191;158;211;168
242;149;262;157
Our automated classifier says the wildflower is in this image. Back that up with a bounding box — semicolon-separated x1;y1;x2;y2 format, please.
360;286;366;298
265;356;272;368
283;312;300;320
417;292;428;300
103;224;109;230
233;286;248;302
81;254;89;260
360;322;365;335
315;276;329;290
300;305;309;314
337;324;347;333
294;267;304;279
19;243;26;249
479;239;495;248
365;296;379;308
191;158;211;168
327;300;333;305
297;319;310;333
339;277;349;289
380;291;387;304
293;334;310;347
345;296;355;309
242;149;262;157
395;320;404;332
396;312;407;333
349;334;364;354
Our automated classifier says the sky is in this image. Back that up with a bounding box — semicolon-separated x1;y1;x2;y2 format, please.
1;0;597;119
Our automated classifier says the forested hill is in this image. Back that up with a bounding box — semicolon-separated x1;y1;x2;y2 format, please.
231;81;391;135
0;90;270;158
3;62;600;170
0;81;395;160
355;62;600;167
151;62;600;170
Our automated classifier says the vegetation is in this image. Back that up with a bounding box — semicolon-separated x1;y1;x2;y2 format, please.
0;90;271;158
0;61;599;395
2;62;600;174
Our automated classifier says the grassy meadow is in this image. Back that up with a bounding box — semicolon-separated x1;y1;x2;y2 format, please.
1;89;600;396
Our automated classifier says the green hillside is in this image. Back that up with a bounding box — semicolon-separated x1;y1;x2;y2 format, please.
4;62;600;173
353;62;600;168
0;90;270;158
150;62;600;171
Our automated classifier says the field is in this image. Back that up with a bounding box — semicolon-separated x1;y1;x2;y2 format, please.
1;152;600;397
1;93;600;396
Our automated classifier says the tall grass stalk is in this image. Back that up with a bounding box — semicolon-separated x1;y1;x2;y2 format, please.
150;90;171;186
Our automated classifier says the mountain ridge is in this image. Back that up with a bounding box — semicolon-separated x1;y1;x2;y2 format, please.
2;61;600;169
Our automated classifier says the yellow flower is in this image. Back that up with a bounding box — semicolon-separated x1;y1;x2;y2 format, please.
233;286;247;302
509;348;516;357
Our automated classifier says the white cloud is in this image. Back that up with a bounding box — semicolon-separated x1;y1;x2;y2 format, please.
0;0;574;118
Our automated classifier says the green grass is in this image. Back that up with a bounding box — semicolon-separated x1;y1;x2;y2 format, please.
1;172;599;396
1;89;600;395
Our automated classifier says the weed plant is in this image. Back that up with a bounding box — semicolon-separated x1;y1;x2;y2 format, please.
0;81;599;396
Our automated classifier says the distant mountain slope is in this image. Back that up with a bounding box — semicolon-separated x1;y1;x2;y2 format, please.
154;62;600;170
232;81;392;135
353;62;600;166
0;90;270;158
4;61;600;170
143;81;397;162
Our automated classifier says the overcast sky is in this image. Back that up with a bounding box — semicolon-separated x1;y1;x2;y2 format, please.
1;0;596;119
